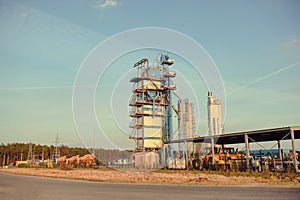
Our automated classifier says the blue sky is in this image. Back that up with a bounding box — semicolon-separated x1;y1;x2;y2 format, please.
0;0;299;149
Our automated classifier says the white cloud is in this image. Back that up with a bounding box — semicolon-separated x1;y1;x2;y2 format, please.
282;35;300;49
96;0;122;9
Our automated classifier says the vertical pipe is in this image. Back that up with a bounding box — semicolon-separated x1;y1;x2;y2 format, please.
189;103;193;138
244;133;250;170
290;129;299;172
162;144;166;168
187;101;192;155
207;92;212;136
177;100;182;152
167;76;172;157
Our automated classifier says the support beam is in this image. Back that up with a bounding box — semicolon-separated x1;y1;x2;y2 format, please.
277;140;283;168
290;129;299;172
244;133;250;170
185;141;188;170
211;137;215;165
163;143;166;168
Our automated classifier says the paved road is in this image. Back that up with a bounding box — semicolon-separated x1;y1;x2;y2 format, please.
0;172;299;200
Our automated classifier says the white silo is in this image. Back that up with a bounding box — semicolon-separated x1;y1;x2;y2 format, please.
207;91;223;136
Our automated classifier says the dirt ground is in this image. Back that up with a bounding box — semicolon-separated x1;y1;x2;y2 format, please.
1;168;300;187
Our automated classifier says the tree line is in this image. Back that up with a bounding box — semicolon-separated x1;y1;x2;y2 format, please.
0;143;132;166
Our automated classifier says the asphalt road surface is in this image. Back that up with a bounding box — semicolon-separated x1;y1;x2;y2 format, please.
0;172;299;200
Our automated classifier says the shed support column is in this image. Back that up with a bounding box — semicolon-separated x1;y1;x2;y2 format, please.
211;137;215;165
244;133;250;170
185;141;188;170
291;129;299;172
163;144;166;168
277;140;283;168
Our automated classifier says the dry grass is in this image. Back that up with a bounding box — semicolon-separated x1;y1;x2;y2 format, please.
1;168;299;187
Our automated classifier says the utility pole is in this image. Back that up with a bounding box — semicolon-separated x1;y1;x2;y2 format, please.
55;133;60;161
27;142;33;161
33;145;36;161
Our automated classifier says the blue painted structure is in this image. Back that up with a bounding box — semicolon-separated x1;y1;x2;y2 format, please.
249;149;291;159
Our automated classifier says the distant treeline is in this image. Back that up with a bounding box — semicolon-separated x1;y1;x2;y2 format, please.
0;143;132;166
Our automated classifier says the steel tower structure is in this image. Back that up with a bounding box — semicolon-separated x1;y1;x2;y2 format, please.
129;54;176;152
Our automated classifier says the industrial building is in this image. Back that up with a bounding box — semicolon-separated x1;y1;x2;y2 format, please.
129;55;177;151
128;53;299;172
129;53;195;169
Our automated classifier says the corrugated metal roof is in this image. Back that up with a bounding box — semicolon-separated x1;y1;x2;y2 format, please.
167;126;300;145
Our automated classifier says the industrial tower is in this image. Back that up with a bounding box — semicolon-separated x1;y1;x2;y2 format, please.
129;54;176;152
207;91;223;136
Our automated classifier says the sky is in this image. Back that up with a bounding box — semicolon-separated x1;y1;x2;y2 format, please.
0;0;299;150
